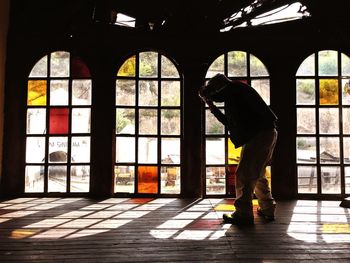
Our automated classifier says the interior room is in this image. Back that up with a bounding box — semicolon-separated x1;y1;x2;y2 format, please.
0;0;349;262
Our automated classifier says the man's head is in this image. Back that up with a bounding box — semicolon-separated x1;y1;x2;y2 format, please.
199;73;231;102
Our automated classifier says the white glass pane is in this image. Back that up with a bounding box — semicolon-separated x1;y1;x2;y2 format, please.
206;138;225;164
250;54;269;76
50;51;70;77
206;55;224;78
161;81;180;106
25;166;44;192
342;79;350;105
206;166;226;195
50;80;69;105
161;166;180;194
48;165;67;192
296;54;315;76
345;167;350;194
344;138;350;164
72;108;91;133
296;137;316;163
29;56;47;77
138;137;157;164
319;50;338;76
341;53;350;76
297;108;315;134
321;166;341;194
115;137;135;162
319;137;340;164
297;166;317;194
72;80;92;105
26;137;45;163
139;80;158;106
296;79;315;105
206;109;225;135
70;165;90;192
115;165;135;193
27;109;46;134
161;138;180;164
161;56;179;78
71;137;90;163
319;108;339;134
139;109;157;134
116;108;135;134
139;52;158;77
49;137;68;163
251;79;270;105
161;110;180;135
228;51;246;77
116;80;136;106
343;108;350;134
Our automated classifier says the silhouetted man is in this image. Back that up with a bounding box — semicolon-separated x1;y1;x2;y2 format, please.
199;73;278;225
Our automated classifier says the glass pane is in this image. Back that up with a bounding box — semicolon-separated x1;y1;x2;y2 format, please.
250;54;269;76
319;50;338;76
161;56;179;78
70;165;90;192
344;138;350;164
206;138;225;164
345;167;350;194
342;79;350;105
139;80;158;106
296;79;315;105
72;80;91;105
116;108;135;134
71;137;90;163
49;108;69;134
138;137;157;163
228;138;241;165
138;166;158;194
139;52;158;78
296;54;315;76
50;51;70;77
319;108;339;134
115;137;135;163
49;137;68;163
48;165;67;192
206;55;224;78
206;109;225;135
29;56;47;77
161;110;180;135
161;138;180;164
319;79;339;105
115;165;135;193
25;165;44;192
320;137;340;164
71;56;91;78
50;80;69;105
27;80;47;106
343;108;350;134
297;166;317;193
139;109;157;134
251;79;270;104
228;51;246;77
296;137;316;163
117;55;136;77
227;165;236;195
341;54;350;76
26;137;45;163
321;166;341;194
161;81;180;106
206;166;225;195
161;166;180;194
116;80;136;106
297;108;315;134
71;108;91;133
27;109;46;134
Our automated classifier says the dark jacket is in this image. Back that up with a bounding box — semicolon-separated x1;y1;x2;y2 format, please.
210;81;277;148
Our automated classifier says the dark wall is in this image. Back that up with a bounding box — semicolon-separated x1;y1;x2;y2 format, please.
2;0;350;198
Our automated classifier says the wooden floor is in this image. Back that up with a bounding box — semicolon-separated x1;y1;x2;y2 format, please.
0;198;350;262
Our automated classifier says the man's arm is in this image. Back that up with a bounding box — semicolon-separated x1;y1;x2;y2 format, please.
206;100;227;125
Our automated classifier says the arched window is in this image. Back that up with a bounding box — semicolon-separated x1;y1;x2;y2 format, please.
296;50;350;196
25;51;92;193
115;51;182;195
204;51;271;196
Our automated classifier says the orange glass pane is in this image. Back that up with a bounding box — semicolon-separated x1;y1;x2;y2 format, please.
319;79;339;105
228;139;241;164
117;56;136;77
138;166;158;194
27;80;47;106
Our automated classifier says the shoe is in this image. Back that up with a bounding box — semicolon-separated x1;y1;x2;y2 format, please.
223;212;254;225
257;207;275;221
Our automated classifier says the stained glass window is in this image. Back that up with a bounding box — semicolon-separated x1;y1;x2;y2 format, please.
296;50;350;196
204;51;271;196
25;51;92;193
115;51;182;195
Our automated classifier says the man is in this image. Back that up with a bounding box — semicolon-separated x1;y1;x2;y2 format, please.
199;73;278;225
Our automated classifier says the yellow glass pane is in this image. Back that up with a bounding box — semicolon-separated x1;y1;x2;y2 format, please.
27;80;47;106
117;56;136;77
228;138;241;164
319;79;338;105
138;166;158;194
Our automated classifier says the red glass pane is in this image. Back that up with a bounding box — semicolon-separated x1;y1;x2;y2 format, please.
49;108;69;134
138;166;158;194
227;165;236;196
71;56;91;78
